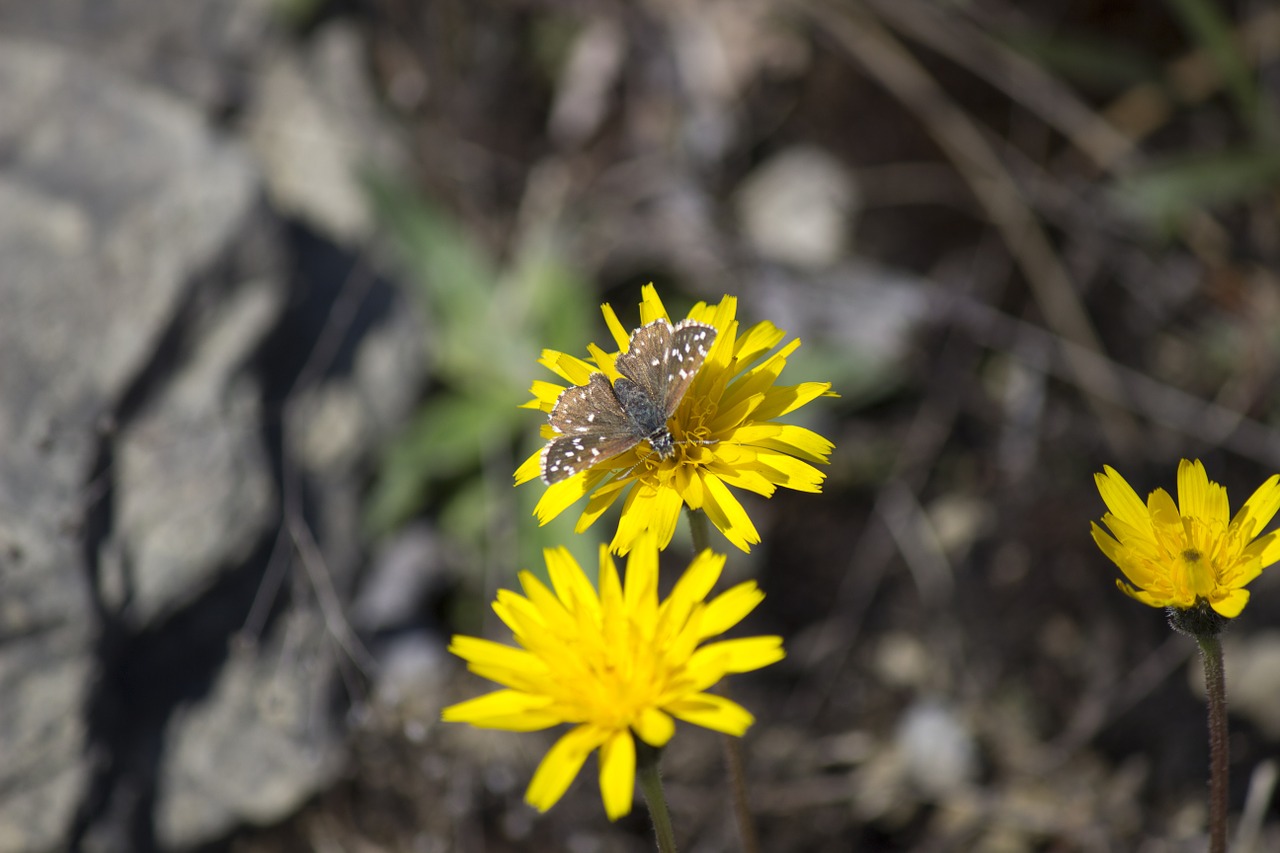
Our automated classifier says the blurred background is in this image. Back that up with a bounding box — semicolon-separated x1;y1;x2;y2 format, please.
2;0;1280;850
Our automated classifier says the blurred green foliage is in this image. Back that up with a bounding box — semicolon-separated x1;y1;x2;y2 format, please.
1000;31;1159;89
1164;0;1268;132
1114;146;1280;234
363;174;603;575
1008;0;1280;236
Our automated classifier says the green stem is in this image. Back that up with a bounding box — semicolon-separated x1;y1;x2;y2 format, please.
684;507;760;853
687;506;713;553
720;722;761;853
636;740;678;853
1197;634;1229;853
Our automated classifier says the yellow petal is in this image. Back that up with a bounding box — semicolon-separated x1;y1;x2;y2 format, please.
650;482;685;551
441;690;562;730
546;351;598;385
699;581;765;638
688;637;786;682
623;536;661;618
527;379;566;409
638;283;672;326
659;550;724;638
711;391;767;433
610;482;655;555
534;475;595;525
544;548;600;617
1247;529;1280;569
702;473;761;552
665;692;755;735
710;461;779;498
732;320;788;367
753;452;826;492
1211;588;1250;618
1177;459;1211;521
526;725;608;812
1231;473;1280;542
448;635;542;672
514;450;544;485
602;301;630;350
634;706;676;747
574;475;629;533
731;422;830;457
598;546;625;623
1095;466;1151;530
752;381;836;420
598;730;637;820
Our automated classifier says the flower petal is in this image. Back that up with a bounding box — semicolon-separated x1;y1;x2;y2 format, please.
598;730;637;820
441;690;562;730
1231;473;1280;542
526;725;609;813
665;692;755;735
688;637;786;682
702;473;761;552
699;581;765;638
634;706;676;747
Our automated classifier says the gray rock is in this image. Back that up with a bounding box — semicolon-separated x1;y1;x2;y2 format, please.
896;700;979;799
735;146;859;270
114;277;282;626
744;262;933;403
0;5;429;849
245;21;408;244
154;607;342;849
0;0;272;109
0;32;255;853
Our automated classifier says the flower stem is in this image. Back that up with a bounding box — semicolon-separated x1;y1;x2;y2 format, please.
1197;634;1229;853
636;740;678;853
685;507;761;853
687;506;713;553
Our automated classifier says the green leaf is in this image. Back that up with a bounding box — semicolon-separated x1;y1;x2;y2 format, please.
1164;0;1263;129
998;30;1160;89
1113;146;1280;232
364;392;521;534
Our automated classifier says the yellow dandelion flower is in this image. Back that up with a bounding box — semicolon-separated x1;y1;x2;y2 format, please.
515;284;835;554
1091;459;1280;618
440;537;785;819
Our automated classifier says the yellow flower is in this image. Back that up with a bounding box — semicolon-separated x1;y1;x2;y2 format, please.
1091;459;1280;618
440;537;785;819
516;284;835;554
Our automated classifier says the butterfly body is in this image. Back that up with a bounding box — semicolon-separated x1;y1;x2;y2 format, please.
539;318;716;484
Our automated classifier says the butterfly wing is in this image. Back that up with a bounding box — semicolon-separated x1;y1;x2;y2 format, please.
614;318;716;421
541;373;642;483
656;319;716;419
613;319;675;409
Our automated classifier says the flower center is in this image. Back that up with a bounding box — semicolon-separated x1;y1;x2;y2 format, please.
567;629;667;728
1179;547;1215;598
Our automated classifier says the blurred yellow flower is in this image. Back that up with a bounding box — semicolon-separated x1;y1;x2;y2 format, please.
1091;459;1280;618
441;538;784;819
516;284;834;554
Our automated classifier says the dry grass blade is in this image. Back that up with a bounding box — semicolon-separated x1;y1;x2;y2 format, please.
863;0;1139;174
1103;5;1280;142
797;0;1137;454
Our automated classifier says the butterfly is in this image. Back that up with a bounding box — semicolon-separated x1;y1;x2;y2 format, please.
539;318;717;484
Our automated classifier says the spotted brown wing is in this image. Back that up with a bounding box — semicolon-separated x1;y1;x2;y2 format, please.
540;373;642;483
614;318;716;422
613;319;676;411
659;320;716;418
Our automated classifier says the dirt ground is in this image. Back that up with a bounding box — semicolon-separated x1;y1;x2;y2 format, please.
231;1;1280;851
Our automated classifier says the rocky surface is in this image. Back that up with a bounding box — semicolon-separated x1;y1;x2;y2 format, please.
0;3;422;851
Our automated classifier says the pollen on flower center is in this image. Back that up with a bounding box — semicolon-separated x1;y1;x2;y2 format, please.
568;640;668;728
670;402;715;457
